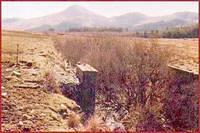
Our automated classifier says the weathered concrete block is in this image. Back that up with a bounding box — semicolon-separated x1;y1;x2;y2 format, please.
76;63;98;116
168;64;198;83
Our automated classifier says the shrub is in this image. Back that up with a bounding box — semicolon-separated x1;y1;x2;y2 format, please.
42;69;61;94
163;75;198;131
68;112;81;129
123;101;171;132
85;115;109;132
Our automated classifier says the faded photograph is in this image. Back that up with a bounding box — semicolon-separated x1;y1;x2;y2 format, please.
1;1;199;132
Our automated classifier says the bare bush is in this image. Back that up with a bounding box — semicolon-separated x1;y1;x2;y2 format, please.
67;112;81;129
42;69;61;94
123;101;173;132
85;115;109;132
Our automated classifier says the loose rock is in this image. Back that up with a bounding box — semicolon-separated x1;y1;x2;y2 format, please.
2;92;7;97
12;71;21;77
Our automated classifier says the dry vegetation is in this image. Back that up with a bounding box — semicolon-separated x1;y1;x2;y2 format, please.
42;69;61;94
54;34;198;132
1;31;82;132
2;30;198;132
67;112;81;129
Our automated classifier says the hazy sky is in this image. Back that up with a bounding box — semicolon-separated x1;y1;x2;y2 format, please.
2;1;198;19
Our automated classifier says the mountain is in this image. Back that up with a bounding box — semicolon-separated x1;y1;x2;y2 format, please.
111;12;149;28
134;19;189;31
3;18;23;23
132;12;198;31
3;5;110;31
2;6;198;32
2;18;25;28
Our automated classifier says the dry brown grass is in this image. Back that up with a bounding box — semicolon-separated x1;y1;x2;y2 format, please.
42;69;61;94
123;102;167;132
67;112;81;129
85;115;109;132
2;30;51;64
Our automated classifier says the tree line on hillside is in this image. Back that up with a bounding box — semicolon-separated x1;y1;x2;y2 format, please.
162;24;198;38
48;24;198;38
68;27;125;32
135;24;198;38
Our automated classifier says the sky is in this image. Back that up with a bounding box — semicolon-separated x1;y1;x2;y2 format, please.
2;1;198;19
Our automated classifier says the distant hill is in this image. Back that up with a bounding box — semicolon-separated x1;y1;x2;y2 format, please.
134;19;187;31
132;12;198;31
2;5;198;32
111;12;149;28
2;18;24;26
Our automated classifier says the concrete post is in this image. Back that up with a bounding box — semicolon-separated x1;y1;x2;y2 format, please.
76;63;98;116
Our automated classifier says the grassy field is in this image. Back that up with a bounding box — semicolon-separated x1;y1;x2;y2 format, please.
2;30;53;64
55;32;198;74
3;30;198;64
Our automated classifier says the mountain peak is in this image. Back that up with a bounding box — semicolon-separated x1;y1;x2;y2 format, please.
171;11;198;22
67;5;84;9
64;5;89;13
173;11;197;15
